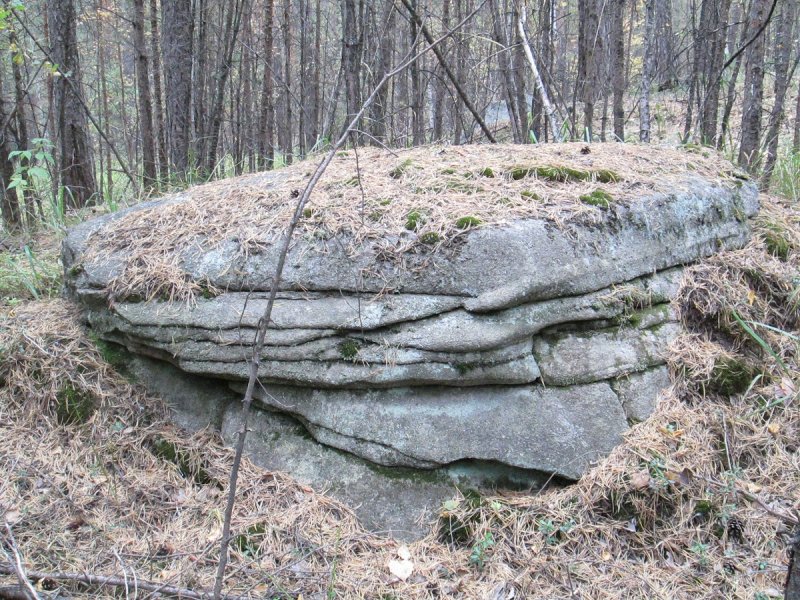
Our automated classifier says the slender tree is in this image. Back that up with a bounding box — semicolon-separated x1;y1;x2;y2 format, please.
258;0;276;169
0;66;20;230
761;0;797;186
133;0;157;185
639;0;655;142
161;0;193;175
48;0;96;207
610;0;626;140
738;0;770;171
149;0;169;182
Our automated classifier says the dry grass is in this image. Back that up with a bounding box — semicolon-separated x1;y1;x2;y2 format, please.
80;143;745;302
1;199;797;599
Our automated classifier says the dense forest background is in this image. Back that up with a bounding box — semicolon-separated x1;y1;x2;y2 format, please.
0;0;798;232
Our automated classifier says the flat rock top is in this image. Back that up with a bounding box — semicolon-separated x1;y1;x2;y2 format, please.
64;143;755;304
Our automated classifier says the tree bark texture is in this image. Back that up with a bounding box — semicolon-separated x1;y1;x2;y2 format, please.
48;0;96;207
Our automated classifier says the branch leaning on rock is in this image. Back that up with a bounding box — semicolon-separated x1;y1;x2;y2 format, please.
211;3;489;598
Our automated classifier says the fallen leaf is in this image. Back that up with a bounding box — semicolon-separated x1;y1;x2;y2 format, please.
3;510;21;524
388;558;414;581
630;470;651;490
746;482;763;493
665;468;692;486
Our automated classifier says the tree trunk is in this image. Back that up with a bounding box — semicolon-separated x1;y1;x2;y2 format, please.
512;2;528;143
48;0;96;207
761;0;797;187
192;0;207;162
787;529;800;600
149;0;168;183
96;0;113;201
737;0;770;171
578;0;600;139
408;0;425;145
719;0;747;150
204;0;246;172
517;3;560;142
639;0;655;142
432;0;450;141
490;0;521;142
611;0;625;141
9;27;33;225
794;87;800;153
161;0;193;175
133;0;157;185
0;65;21;230
654;0;676;89
258;0;275;169
282;0;293;164
369;0;396;144
699;0;732;146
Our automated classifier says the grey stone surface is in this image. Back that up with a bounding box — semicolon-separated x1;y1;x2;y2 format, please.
178;354;541;388
124;355;547;540
612;366;672;423
533;320;681;386
62;155;759;527
234;381;628;480
64;176;757;308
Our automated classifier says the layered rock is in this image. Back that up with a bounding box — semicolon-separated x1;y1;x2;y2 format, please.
62;144;759;531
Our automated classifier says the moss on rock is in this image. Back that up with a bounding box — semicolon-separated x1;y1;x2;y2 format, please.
580;189;614;209
455;216;483;229
509;164;620;183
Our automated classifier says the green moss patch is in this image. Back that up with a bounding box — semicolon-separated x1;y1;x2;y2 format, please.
55;385;97;425
389;158;414;179
438;489;484;546
92;338;131;372
404;210;425;231
509;165;619;183
708;356;759;396
580;189;614;209
760;221;793;261
419;231;441;245
234;523;268;558
479;167;495;178
338;339;360;361
455;216;483;229
520;190;540;201
151;436;214;486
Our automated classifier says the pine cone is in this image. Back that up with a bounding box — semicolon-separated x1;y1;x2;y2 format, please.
727;516;745;543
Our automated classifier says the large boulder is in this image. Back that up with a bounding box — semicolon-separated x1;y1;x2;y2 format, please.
62;143;758;535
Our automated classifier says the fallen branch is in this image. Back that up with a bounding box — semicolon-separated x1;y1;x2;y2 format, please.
1;525;38;600
0;563;261;600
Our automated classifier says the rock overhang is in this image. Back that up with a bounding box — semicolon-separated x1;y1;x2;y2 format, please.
61;143;759;534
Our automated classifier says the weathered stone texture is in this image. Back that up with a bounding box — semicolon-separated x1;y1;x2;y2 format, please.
61;150;758;536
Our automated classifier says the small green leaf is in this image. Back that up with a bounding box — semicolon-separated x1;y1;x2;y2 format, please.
27;166;48;180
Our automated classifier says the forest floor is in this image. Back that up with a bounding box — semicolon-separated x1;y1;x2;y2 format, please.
0;154;799;598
